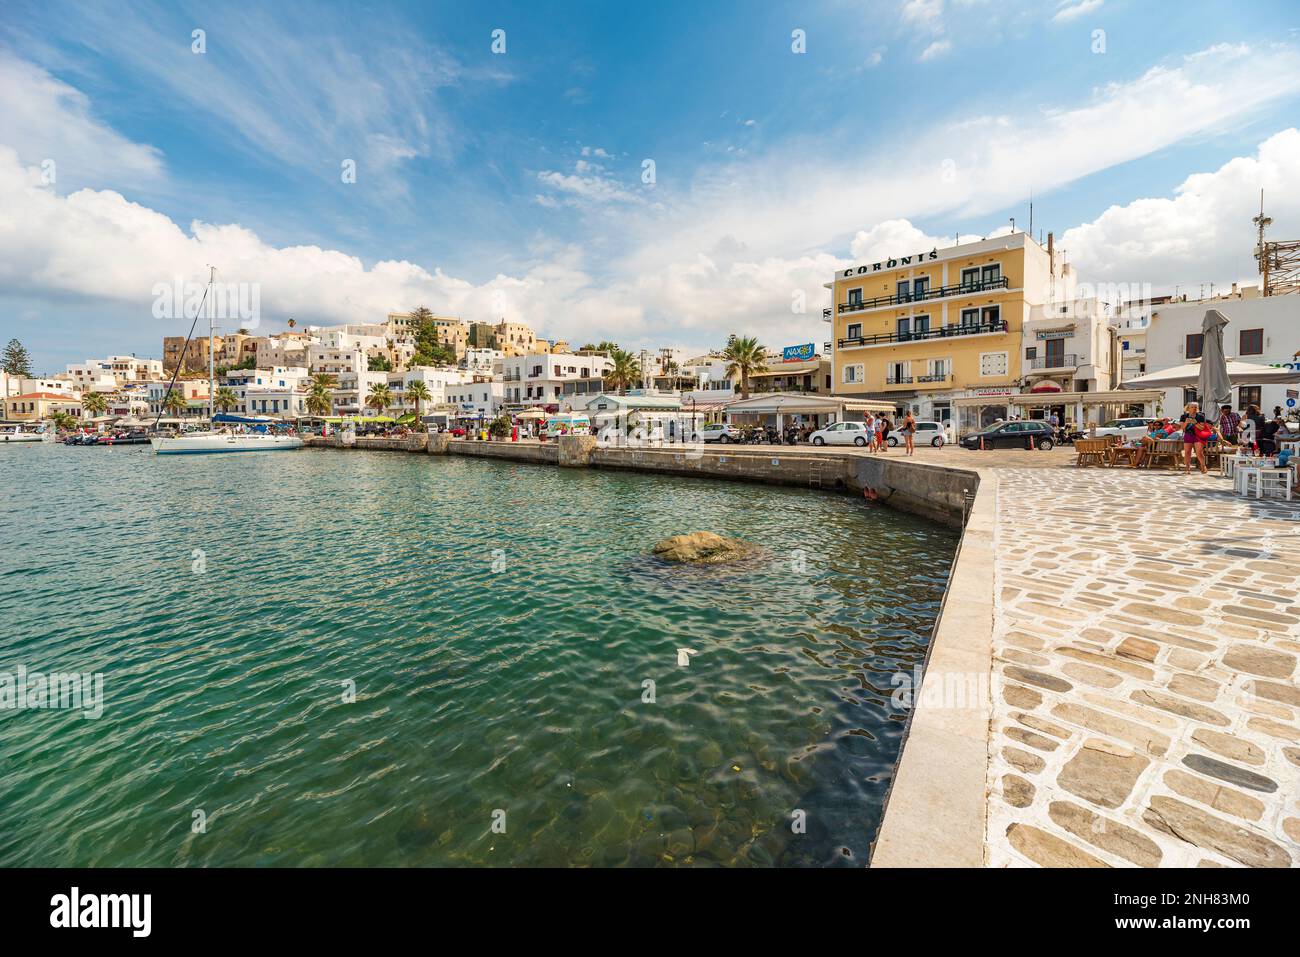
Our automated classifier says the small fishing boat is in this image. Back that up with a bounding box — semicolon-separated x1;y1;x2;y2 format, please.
0;423;46;443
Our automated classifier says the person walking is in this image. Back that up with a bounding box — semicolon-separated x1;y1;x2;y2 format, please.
863;413;877;452
901;410;917;456
873;414;886;452
878;413;893;452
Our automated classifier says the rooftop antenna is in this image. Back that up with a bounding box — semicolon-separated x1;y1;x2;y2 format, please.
1253;188;1273;295
1028;190;1033;238
1009;217;1016;233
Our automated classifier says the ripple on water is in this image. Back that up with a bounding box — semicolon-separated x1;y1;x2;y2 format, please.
0;444;957;866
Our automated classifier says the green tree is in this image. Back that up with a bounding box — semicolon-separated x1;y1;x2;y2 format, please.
308;370;338;390
722;335;768;399
2;338;32;377
488;414;511;438
366;383;393;415
408;305;458;366
51;411;77;431
306;383;332;416
162;389;189;417
405;380;431;423
367;351;392;372
81;391;109;417
214;387;239;412
604;348;642;392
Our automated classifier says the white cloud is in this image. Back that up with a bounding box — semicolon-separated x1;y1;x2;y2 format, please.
0;52;164;190
1053;0;1104;23
1061;127;1300;290
902;0;945;27
919;40;953;61
535;165;644;206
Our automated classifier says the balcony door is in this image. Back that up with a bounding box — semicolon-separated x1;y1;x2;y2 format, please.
1045;338;1065;368
981;264;1001;285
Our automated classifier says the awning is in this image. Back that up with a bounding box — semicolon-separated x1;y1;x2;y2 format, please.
1120;358;1300;389
723;392;894;415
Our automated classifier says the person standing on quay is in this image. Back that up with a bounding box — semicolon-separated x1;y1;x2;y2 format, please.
864;412;877;452
901;410;917;456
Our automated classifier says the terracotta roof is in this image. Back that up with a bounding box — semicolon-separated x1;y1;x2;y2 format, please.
8;392;78;400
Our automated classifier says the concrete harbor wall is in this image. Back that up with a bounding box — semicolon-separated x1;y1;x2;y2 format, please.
305;434;428;452
307;434;979;527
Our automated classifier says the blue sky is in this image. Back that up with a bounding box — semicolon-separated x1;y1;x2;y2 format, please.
2;0;1299;370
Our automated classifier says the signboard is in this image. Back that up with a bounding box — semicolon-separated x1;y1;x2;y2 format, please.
840;248;939;278
972;387;1013;397
782;343;815;362
1035;328;1074;340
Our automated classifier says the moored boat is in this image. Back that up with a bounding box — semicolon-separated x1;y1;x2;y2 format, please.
0;424;46;443
150;432;303;454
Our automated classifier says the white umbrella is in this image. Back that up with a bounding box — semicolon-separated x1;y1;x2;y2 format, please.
1121;358;1300;390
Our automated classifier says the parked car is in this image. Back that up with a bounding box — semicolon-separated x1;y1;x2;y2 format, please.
960;420;1055;450
887;420;946;447
1093;417;1150;442
810;421;873;446
695;422;742;443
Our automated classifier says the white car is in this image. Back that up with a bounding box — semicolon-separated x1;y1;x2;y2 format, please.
1094;417;1149;441
810;421;873;446
695;422;742;443
886;421;946;447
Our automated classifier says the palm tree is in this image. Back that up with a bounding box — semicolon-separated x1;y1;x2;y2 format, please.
306;383;332;417
81;391;109;418
366;383;393;416
308;370;337;391
722;336;768;399
405;380;431;424
214;387;239;413
604;348;642;392
51;411;77;432
162;389;189;419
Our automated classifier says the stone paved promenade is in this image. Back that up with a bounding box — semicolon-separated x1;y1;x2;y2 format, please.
987;466;1300;867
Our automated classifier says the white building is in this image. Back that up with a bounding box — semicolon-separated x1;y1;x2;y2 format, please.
446;378;504;420
463;347;503;373
1;372;78;398
502;352;611;408
66;355;164;391
387;366;471;416
1146;288;1299;416
220;366;311;417
1021;296;1118;394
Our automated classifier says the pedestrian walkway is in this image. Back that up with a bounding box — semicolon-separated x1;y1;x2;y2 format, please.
987;467;1300;867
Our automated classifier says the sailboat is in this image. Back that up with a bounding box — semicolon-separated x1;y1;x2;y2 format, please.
150;267;303;454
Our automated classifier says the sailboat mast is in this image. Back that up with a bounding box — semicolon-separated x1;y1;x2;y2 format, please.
207;265;216;422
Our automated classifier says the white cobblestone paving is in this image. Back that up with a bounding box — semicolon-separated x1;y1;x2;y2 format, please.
987;467;1300;867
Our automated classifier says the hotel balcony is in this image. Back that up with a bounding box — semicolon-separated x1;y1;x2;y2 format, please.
885;373;951;389
838;319;1008;351
831;276;1012;319
1026;353;1078;371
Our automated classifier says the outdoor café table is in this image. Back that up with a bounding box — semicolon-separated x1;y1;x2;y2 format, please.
1108;445;1141;467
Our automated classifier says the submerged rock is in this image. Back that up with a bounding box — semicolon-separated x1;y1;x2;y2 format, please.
652;531;755;565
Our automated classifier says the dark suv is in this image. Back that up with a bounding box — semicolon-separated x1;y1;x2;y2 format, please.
960;420;1055;450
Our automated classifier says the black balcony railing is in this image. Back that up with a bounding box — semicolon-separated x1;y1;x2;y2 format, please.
1027;353;1078;370
822;308;833;321
885;376;913;385
916;373;951;383
838;319;1007;350
839;276;1010;314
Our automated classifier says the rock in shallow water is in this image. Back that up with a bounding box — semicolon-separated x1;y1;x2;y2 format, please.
651;531;755;565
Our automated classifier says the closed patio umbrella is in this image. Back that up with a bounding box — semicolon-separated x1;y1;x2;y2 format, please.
1197;309;1233;413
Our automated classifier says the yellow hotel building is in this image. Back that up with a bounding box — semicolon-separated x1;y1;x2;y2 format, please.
826;231;1063;433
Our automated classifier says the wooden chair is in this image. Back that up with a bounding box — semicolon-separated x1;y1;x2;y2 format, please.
1145;439;1182;470
1075;438;1107;467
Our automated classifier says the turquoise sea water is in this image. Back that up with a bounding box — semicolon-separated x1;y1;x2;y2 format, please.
0;443;957;867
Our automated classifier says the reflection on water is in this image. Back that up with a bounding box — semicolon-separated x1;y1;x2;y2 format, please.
0;445;957;866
